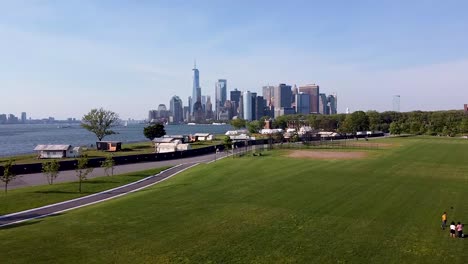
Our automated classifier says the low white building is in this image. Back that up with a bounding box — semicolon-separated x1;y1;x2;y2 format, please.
155;140;192;153
34;145;81;159
318;131;341;138
225;130;248;136
193;133;213;141
260;129;284;134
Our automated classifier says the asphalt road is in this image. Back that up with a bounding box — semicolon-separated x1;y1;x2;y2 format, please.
0;163;199;227
1;151;226;190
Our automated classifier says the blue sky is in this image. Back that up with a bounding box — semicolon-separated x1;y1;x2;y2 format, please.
1;0;467;119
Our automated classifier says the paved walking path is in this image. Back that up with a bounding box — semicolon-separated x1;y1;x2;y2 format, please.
0;163;199;227
1;152;226;190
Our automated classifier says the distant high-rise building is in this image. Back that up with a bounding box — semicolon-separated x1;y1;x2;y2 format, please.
183;106;190;121
273;84;292;109
230;89;241;116
251;92;257;120
170;96;184;123
255;96;266;120
148;110;158;122
7;114;18;124
157;104;169;118
464;104;468;114
0;114;7;124
327;94;338;114
292;85;298;106
21;112;27;123
206;96;213;119
201;95;207;108
243;91;252;121
215;79;227;120
299;84;319;113
393;95;400;112
296;93;311;115
262;85;275;107
319;93;328;114
192;62;201;115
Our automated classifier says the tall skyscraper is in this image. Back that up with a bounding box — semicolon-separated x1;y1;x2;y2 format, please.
21;112;27;123
243;91;252;121
319;93;328;114
299;84;319;113
230;89;241;116
251;92;257;120
170;96;184;123
215;79;227;120
262;85;275;106
273;84;292;109
206;96;213;119
157;104;169;119
255;96;266;120
327;94;338;114
192;62;201;115
296;93;311;115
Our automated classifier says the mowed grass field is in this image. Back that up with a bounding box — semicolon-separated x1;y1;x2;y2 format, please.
1;137;467;263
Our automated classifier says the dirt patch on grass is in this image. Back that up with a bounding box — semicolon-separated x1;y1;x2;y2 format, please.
343;142;394;148
287;150;368;160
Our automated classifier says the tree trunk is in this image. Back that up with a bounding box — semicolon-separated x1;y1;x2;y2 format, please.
79;173;82;193
4;182;7;194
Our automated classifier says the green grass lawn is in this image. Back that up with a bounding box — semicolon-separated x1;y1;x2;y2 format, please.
0;167;169;215
1;137;468;263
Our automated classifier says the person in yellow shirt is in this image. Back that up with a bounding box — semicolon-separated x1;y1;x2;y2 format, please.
441;212;447;230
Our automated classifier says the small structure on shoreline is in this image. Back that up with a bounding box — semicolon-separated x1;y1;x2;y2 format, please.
34;145;81;159
96;141;122;152
155;140;191;153
193;133;213;141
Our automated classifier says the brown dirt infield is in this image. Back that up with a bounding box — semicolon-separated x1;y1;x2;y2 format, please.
287;150;368;160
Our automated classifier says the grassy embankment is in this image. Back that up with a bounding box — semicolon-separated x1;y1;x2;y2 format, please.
1;137;467;263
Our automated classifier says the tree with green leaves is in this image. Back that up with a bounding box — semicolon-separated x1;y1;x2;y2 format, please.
42;159;60;185
230;118;246;129
75;155;94;193
143;122;166;142
101;154;115;176
246;120;261;133
223;136;233;154
81;108;120;142
389;122;402;135
0;159;17;194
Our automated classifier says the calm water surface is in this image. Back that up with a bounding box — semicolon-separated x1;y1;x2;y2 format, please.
0;124;232;157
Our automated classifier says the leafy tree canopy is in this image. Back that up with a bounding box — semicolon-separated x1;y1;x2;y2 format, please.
143;123;166;141
81;108;120;141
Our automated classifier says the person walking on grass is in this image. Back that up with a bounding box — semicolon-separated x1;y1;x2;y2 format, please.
441;212;447;230
456;222;463;238
450;221;456;238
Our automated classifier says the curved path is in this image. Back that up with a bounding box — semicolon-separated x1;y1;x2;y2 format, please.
3;151;226;190
0;163;200;227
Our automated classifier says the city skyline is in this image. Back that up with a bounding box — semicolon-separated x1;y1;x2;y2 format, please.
1;1;468;119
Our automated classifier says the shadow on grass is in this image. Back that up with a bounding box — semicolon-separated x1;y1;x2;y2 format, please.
86;180;120;184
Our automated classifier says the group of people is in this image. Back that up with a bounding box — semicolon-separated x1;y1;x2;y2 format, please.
442;212;464;238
